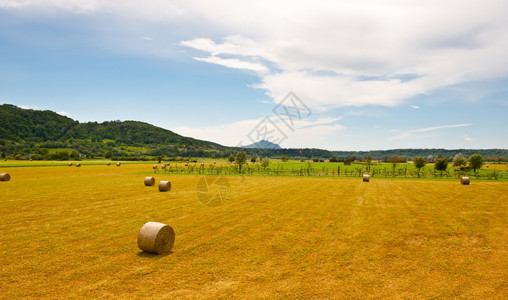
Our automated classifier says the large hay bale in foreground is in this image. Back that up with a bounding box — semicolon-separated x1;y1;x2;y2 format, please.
137;222;175;254
159;180;171;192
144;176;155;186
0;173;11;181
461;176;470;185
363;174;370;182
76;163;81;167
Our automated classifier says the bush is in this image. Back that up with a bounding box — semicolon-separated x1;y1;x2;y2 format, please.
31;154;44;160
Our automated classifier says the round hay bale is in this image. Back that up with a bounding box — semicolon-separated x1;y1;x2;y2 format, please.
185;163;188;166
116;162;121;167
137;221;175;254
161;163;166;169
363;174;370;182
76;163;81;167
68;162;73;166
0;173;11;181
107;162;111;166
461;176;470;185
153;165;158;170
159;180;171;192
144;176;155;186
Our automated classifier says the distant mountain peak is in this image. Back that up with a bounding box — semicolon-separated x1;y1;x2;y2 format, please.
242;140;282;149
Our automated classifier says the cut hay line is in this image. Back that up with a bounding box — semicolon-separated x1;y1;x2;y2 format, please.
363;174;370;182
137;222;175;255
159;180;171;192
144;177;155;186
0;173;11;181
461;176;470;185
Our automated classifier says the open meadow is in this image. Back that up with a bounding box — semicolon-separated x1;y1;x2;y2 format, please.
1;163;507;298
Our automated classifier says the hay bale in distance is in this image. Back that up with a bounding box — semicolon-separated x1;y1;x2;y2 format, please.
363;174;370;182
153;165;158;170
0;173;11;181
144;176;155;186
461;176;470;185
76;163;81;167
137;221;175;254
68;162;73;166
159;180;171;192
107;162;111;166
116;162;121;167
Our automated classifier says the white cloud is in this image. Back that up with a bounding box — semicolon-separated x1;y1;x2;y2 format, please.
57;111;70;117
464;137;473;141
0;0;29;8
141;37;152;41
18;105;39;110
173;116;344;148
389;123;473;140
411;105;420;109
175;0;508;109
193;56;268;73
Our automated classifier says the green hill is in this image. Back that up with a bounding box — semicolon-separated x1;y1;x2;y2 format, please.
0;104;77;142
0;104;226;159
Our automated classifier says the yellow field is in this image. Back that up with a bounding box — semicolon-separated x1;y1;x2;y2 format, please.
1;164;507;298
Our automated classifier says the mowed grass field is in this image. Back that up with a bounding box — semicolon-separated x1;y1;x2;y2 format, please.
0;164;507;298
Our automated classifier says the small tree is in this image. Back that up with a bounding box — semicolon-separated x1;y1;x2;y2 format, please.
452;153;467;169
236;152;247;172
70;150;80;160
347;155;356;162
251;157;257;163
469;154;484;172
434;156;448;177
281;155;289;162
158;156;163;163
105;151;113;159
365;155;372;171
57;151;70;161
261;158;270;169
329;155;339;162
390;155;401;176
413;156;426;177
228;154;235;163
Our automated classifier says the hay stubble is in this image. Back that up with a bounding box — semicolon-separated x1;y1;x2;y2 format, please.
0;164;506;298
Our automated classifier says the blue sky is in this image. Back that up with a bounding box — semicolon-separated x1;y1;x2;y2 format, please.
1;0;507;151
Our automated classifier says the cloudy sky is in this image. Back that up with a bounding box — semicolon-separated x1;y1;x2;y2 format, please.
1;0;507;150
